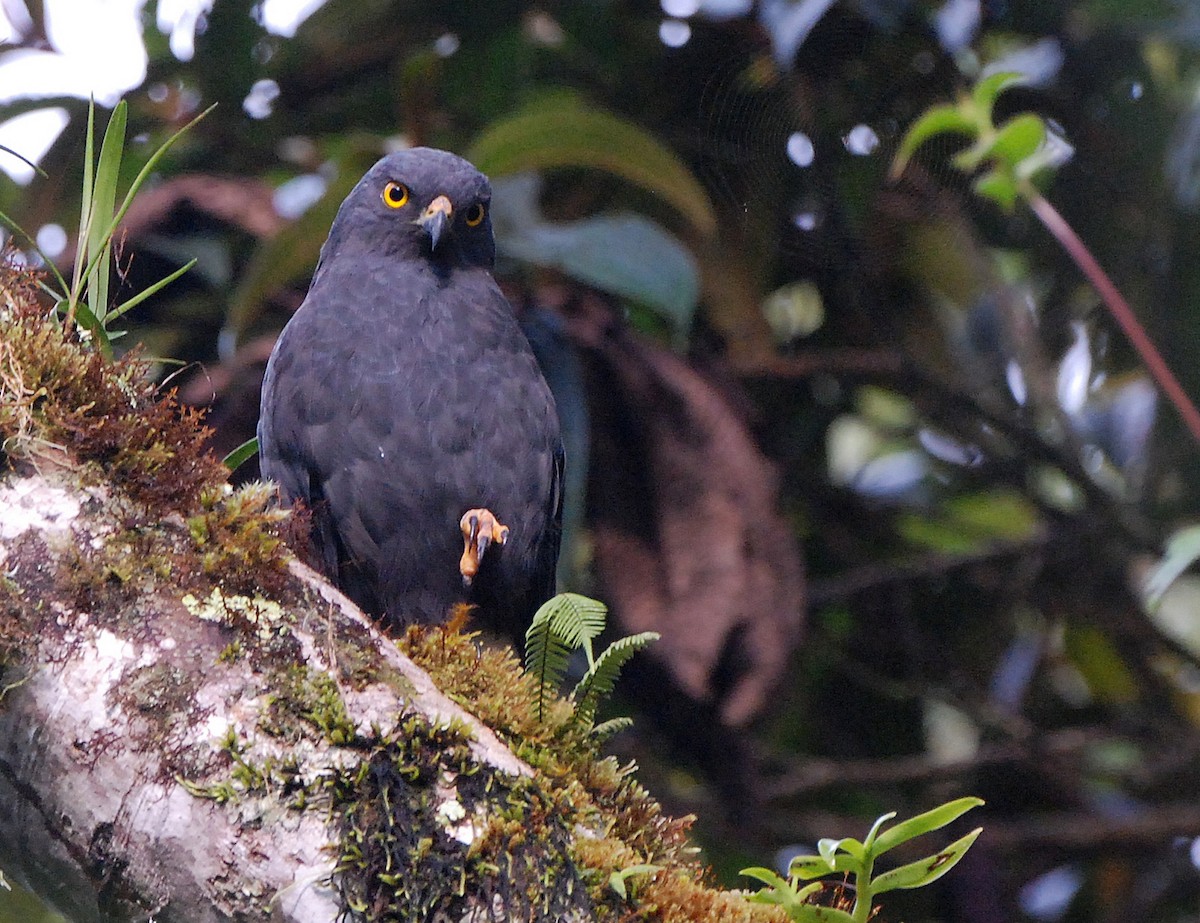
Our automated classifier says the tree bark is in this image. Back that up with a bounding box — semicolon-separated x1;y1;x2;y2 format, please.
0;472;586;923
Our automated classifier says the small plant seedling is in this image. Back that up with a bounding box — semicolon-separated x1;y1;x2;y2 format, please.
523;591;658;734
741;796;983;922
608;863;662;900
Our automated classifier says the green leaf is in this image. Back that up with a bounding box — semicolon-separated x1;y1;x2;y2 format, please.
537;592;609;653
608;864;661;900
66;299;108;352
107;258;198;322
871;827;983;894
740;867;793;892
788;853;855;880
223;437;260;473
740;868;823;913
0;143;47;178
572;631;659;727
891;104;978;178
976;169;1020;209
861;812;896;852
87;100;128;326
73;99;97;299
67;100;213;353
873;797;984;855
971;71;1027;120
524;592;608;720
989;113;1047;166
1144;524;1200;608
468;91;717;239
524;613;572;720
590;716;634;742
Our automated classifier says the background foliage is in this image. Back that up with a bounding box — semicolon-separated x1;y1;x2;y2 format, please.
5;0;1200;920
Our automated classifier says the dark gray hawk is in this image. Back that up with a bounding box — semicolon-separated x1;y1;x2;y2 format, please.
258;148;563;630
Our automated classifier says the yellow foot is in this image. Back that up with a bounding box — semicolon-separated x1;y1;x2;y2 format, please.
459;508;510;586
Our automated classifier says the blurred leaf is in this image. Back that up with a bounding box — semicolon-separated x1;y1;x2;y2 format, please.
468;92;717;239
762;280;824;341
509;213;699;330
974;169;1021;210
1143;524;1200;608
1064;625;1139;705
891;103;978;178
873;797;984;854
990;113;1048;165
900;490;1039;551
872;827;983;893
942;491;1039;542
971;71;1027;120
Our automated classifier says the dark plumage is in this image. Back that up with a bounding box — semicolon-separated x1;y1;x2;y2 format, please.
258;148;563;629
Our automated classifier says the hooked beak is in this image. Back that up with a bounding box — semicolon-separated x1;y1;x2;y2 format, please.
417;195;453;250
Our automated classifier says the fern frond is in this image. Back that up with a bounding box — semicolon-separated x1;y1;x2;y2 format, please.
544;592;608;662
590;716;634;743
572;631;660;727
524;597;575;721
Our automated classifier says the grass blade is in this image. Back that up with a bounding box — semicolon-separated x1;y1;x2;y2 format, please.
88;100;127;325
223;438;259;473
106;258;197;321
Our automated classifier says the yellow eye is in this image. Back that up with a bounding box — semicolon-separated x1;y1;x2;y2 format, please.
464;202;486;227
382;181;409;209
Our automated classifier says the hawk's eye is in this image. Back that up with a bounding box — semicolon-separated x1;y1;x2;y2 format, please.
382;182;410;209
464;202;486;227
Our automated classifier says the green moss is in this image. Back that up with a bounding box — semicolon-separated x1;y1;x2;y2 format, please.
263;666;357;746
393;624;781;922
331;717;590;922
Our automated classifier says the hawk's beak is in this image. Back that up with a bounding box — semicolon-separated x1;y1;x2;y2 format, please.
417;195;453;250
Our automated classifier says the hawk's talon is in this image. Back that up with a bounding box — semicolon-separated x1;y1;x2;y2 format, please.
459;508;509;586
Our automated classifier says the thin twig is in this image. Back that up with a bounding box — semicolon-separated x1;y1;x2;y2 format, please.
1026;188;1200;446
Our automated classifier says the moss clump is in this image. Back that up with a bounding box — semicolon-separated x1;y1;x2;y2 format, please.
0;264;291;604
0;273;226;511
186;482;290;597
263;665;357;746
396;624;788;922
331;717;589;922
